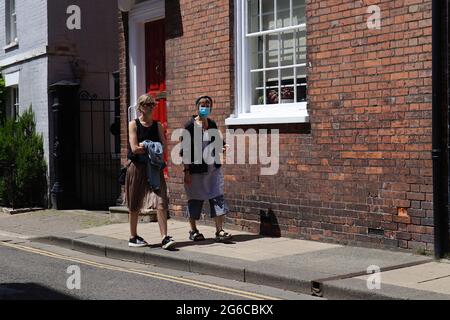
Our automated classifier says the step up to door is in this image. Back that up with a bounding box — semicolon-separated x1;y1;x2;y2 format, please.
109;206;157;223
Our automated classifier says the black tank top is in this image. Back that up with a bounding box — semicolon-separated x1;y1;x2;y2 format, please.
128;119;161;160
135;118;161;143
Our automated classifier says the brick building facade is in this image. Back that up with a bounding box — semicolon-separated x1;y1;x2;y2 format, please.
118;0;445;252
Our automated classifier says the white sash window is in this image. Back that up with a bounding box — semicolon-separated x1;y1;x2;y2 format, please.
6;0;18;45
227;0;309;125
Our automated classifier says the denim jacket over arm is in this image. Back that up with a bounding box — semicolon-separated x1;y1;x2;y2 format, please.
140;140;165;191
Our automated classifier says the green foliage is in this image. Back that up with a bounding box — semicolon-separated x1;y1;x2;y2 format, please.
0;106;47;208
0;74;7;124
0;118;17;206
415;247;431;257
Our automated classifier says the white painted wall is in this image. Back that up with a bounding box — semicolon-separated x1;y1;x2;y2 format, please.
0;0;50;167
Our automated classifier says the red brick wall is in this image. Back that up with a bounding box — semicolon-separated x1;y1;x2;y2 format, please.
119;0;434;252
302;0;433;251
119;10;129;169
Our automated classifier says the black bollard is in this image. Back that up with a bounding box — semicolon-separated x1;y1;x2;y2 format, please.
49;81;79;210
50;94;63;209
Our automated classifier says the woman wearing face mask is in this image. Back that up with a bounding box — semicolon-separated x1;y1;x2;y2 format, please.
183;96;232;242
126;93;176;250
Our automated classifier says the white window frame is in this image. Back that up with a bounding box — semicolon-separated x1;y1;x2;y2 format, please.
5;0;18;47
4;71;19;120
128;0;165;122
226;0;309;125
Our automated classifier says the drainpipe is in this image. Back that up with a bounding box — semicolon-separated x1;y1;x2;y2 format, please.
432;0;449;258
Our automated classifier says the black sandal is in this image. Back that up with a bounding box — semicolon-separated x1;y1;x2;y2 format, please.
189;230;206;242
215;230;232;242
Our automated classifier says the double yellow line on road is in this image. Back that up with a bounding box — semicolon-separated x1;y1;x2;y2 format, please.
0;241;281;300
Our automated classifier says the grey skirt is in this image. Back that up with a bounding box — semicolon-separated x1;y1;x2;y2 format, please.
125;161;168;212
185;165;224;201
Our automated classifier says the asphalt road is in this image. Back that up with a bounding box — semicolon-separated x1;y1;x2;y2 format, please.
0;240;321;301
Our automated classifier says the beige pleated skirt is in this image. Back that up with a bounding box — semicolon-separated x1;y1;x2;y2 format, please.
125;161;168;212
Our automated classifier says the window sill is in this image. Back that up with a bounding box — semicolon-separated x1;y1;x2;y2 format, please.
3;41;19;51
225;107;309;125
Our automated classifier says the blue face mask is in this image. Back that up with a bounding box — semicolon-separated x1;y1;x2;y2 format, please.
199;107;211;118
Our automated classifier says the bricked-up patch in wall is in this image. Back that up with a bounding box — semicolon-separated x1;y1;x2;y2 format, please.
368;228;385;237
165;0;183;39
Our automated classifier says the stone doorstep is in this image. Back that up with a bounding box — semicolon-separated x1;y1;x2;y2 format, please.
0;207;45;215
109;206;157;223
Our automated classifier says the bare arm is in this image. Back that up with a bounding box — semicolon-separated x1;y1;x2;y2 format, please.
157;122;168;156
129;121;145;154
218;127;229;152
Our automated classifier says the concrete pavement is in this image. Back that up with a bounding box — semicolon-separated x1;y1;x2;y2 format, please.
1;209;450;300
0;209;111;237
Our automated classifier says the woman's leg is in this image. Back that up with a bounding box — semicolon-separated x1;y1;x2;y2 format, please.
129;210;139;237
214;215;225;233
189;218;197;232
214;215;232;242
187;200;204;232
158;208;176;250
157;209;168;239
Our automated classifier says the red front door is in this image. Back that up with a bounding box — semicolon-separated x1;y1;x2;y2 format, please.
145;19;168;178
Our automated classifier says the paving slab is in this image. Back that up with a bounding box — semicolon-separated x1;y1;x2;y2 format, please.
324;277;450;300
352;262;450;297
261;246;430;279
0;210;112;237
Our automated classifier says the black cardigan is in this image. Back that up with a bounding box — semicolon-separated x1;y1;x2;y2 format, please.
181;116;224;174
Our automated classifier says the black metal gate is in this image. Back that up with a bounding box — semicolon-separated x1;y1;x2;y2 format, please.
77;91;121;210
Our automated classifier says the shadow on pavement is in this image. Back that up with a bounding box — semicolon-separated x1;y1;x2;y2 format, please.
0;283;77;300
169;234;266;249
260;209;281;238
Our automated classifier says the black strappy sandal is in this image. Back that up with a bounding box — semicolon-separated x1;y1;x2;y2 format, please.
189;230;206;242
215;230;232;242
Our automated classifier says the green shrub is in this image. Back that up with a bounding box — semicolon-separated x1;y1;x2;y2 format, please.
0;106;47;208
0;75;6;124
0;118;17;206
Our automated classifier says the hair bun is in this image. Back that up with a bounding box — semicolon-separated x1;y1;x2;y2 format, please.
195;96;213;108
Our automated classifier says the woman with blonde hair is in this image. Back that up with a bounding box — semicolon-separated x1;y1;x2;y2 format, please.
125;93;176;250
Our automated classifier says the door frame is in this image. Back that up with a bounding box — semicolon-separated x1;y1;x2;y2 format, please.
128;0;165;111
